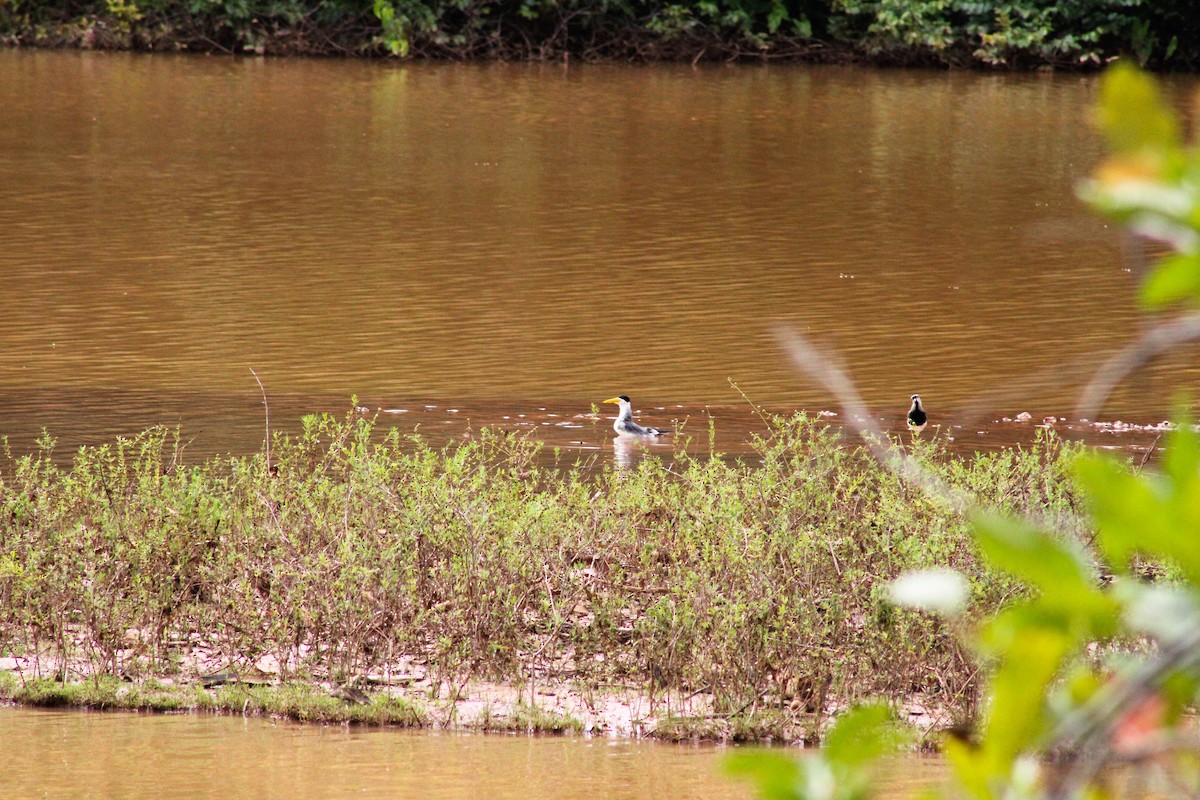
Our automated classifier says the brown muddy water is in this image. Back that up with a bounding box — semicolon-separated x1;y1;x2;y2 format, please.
0;707;947;799
0;54;1188;796
1;51;1198;466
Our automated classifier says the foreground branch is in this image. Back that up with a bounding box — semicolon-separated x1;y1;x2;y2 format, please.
1077;313;1200;421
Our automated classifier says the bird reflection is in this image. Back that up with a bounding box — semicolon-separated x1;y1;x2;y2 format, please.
612;435;640;469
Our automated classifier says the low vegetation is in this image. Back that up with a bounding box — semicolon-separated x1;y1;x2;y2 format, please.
0;671;430;724
0;0;1195;67
0;411;1082;736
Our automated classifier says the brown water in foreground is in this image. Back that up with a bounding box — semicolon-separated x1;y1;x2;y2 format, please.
0;707;950;799
1;51;1198;463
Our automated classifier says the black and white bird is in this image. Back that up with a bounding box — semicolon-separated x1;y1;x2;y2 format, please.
604;395;670;437
907;394;928;432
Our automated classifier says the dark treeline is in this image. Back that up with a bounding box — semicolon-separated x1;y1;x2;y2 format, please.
1;0;1197;68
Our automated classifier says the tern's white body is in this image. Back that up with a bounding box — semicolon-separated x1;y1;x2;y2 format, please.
605;396;669;437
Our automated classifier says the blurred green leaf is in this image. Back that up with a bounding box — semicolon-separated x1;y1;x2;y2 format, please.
981;615;1072;769
823;703;907;770
1097;61;1181;156
1076;437;1200;585
1164;416;1200;485
1141;252;1200;308
725;750;803;800
942;736;990;800
1064;664;1105;707
726;704;906;800
972;513;1094;597
1160;669;1200;724
1074;454;1167;568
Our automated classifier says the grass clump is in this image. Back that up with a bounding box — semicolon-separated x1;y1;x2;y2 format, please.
0;674;427;725
509;700;585;734
4;676;185;710
212;683;426;725
10;677;81;707
0;411;1085;734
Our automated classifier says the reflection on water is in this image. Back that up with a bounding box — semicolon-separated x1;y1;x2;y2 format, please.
613;435;637;468
612;435;664;469
0;708;751;800
0;51;1197;462
0;707;952;800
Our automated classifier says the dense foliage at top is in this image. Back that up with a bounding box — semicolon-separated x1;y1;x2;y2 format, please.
0;0;1197;67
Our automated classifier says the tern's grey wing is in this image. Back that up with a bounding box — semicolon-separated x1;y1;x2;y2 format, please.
617;419;651;436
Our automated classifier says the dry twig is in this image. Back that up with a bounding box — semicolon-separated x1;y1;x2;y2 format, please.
1077;313;1200;420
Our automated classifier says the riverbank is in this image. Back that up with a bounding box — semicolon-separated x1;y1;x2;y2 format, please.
1;0;1195;68
0;410;1088;742
0;666;953;743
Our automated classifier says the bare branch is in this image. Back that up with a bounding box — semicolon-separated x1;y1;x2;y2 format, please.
775;326;970;515
953;352;1098;427
1077;313;1200;420
1051;621;1200;800
249;367;271;474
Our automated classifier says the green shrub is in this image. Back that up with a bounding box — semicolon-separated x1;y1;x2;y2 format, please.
0;410;1083;725
2;0;1197;65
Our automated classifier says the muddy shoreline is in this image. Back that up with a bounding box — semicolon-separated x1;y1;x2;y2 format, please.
0;657;951;744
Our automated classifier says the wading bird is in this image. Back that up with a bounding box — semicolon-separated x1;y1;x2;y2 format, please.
604;395;671;437
907;394;928;432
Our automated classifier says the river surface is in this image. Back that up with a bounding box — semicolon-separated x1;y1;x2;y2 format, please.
0;54;1188;794
1;51;1198;464
0;707;951;799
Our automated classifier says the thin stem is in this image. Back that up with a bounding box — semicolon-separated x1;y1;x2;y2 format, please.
249;367;271;474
